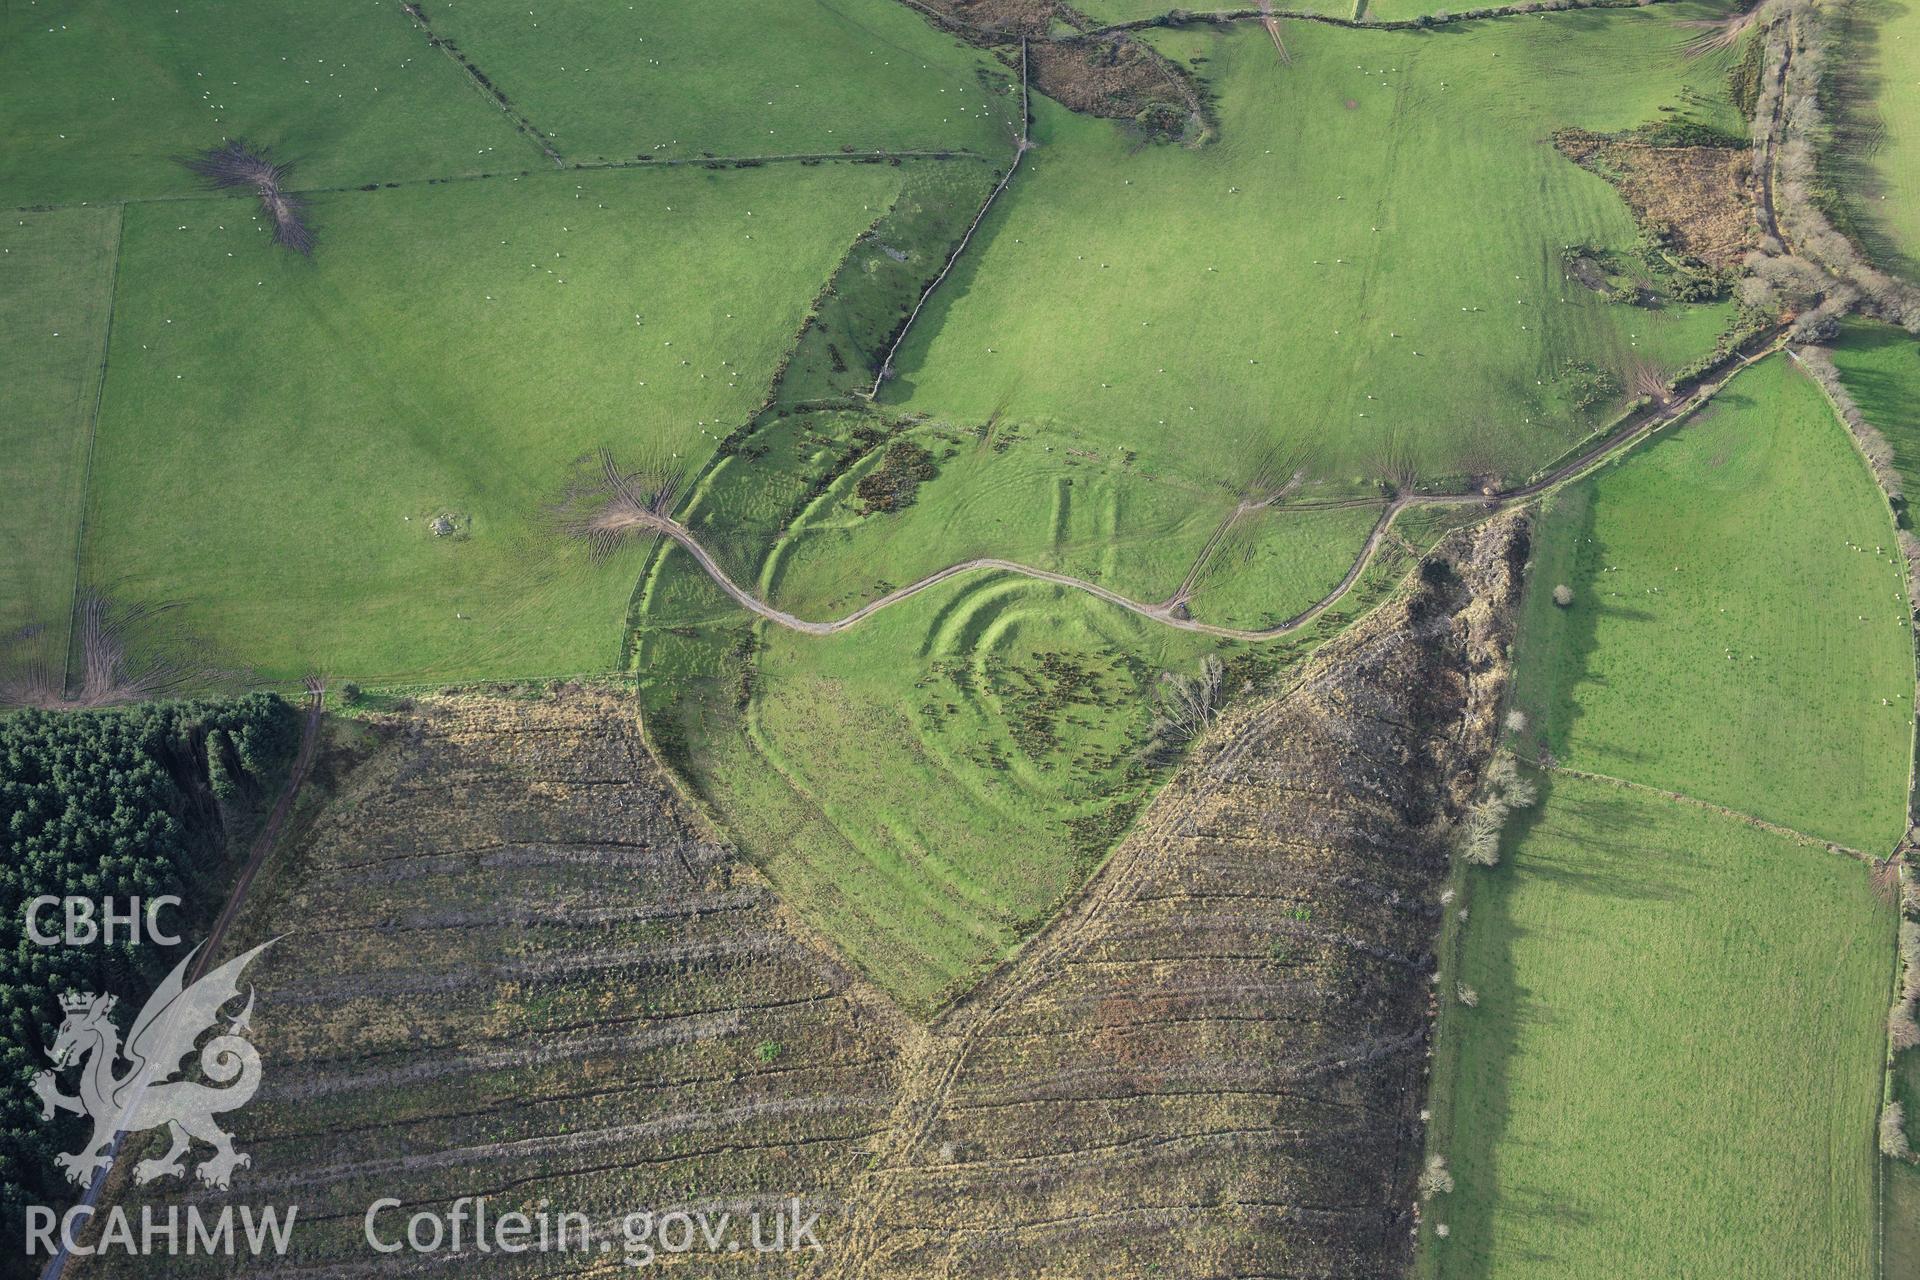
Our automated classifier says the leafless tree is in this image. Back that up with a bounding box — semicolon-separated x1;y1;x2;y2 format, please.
1883;1101;1914;1161
1418;1154;1455;1198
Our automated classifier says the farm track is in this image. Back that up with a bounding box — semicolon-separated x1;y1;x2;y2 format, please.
621;327;1786;643
56;207;124;699
189;681;328;983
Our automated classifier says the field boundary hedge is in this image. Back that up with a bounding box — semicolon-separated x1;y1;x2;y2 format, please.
1081;0;1673;37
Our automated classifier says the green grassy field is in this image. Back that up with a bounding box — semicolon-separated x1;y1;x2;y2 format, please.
1426;772;1894;1280
79;161;903;683
0;207;119;688
1837;0;1920;279
886;13;1743;491
689;412;1227;612
0;0;531;207
669;399;1388;627
1830;319;1920;497
1070;0;1182;22
1182;500;1386;628
1507;355;1912;854
420;0;1020;164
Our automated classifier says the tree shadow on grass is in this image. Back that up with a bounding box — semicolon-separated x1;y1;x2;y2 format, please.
1434;770;1558;1275
1826;0;1920;283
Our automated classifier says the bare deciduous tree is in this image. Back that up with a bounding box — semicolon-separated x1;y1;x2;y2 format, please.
1883;1101;1914;1161
1142;655;1226;763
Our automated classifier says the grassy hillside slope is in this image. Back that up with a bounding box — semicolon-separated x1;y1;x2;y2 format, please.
1429;773;1894;1280
888;13;1745;488
80;162;902;683
0;208;118;691
1508;355;1911;853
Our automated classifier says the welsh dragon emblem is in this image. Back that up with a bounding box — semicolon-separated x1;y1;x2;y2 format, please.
32;941;276;1190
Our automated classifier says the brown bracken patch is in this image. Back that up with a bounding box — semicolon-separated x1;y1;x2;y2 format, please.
904;0;1060;38
1027;35;1195;134
1556;130;1756;271
897;0;1205;141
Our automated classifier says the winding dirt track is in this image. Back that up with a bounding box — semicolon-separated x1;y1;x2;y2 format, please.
624;333;1782;643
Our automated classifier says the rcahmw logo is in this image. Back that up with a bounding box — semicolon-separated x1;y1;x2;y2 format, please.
22;939;300;1260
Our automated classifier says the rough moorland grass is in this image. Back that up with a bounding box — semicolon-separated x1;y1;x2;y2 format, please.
1427;772;1893;1280
635;557;1225;1010
1507;355;1912;853
0;0;529;207
80;162;902;683
0;208;118;677
1834;0;1920;279
886;12;1743;491
777;159;1004;402
420;0;1020;165
1829;318;1920;498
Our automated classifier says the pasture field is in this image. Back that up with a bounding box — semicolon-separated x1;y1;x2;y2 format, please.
757;430;1233;617
1180;499;1388;628
672;402;1387;631
418;0;1020;164
635;547;1231;1010
687;410;1228;615
1830;318;1920;497
1424;772;1894;1280
0;0;529;207
0;207;118;683
79;161;904;684
1835;0;1920;279
886;13;1744;492
1506;354;1912;853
